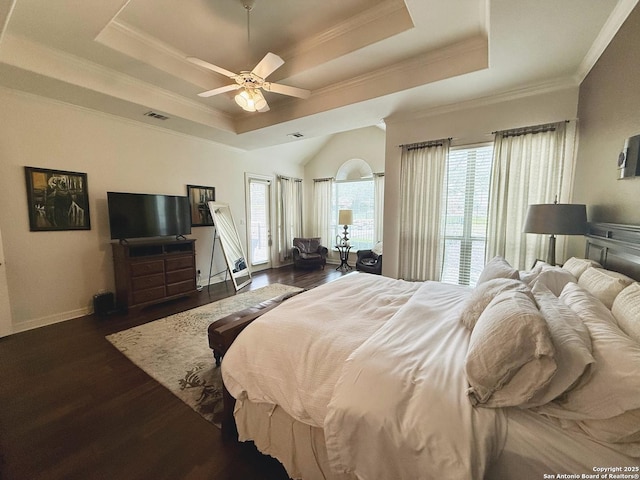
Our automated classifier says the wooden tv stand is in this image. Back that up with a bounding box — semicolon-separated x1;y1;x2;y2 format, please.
111;238;197;312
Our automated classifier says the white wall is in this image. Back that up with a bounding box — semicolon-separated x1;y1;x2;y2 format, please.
303;126;386;236
0;88;304;333
570;4;640;241
383;87;580;278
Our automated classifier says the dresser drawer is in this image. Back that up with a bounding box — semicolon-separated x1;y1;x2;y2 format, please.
130;260;164;277
112;239;197;311
166;268;194;284
132;286;166;305
166;279;195;296
132;273;165;291
165;255;194;271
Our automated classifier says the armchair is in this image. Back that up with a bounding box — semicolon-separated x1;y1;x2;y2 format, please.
356;242;383;274
292;237;328;270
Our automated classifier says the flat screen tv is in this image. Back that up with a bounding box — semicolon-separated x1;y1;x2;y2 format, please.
107;192;192;240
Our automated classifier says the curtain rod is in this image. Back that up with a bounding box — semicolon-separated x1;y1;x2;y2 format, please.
492;120;569;137
313;177;334;182
277;174;303;182
398;137;452;150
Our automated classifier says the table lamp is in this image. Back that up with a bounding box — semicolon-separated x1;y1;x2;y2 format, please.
523;201;587;266
338;209;353;245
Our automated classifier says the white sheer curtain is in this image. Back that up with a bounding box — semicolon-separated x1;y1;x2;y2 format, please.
399;139;450;281
486;121;577;269
277;175;303;262
373;173;385;243
312;177;333;253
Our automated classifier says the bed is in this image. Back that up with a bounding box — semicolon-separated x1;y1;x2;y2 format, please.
220;222;640;480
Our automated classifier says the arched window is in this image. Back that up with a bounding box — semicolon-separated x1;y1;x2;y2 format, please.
333;159;376;250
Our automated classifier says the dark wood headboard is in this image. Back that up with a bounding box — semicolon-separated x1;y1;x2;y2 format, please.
585;223;640;281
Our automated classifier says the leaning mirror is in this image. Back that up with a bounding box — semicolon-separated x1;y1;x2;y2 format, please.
207;202;252;291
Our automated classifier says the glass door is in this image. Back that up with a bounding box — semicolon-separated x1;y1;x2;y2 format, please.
246;174;272;271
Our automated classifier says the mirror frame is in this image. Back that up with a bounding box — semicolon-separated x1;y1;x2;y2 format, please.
207;201;252;291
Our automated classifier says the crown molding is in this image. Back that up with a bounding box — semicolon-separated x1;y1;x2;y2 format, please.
236;35;488;134
101;19;187;63
0;0;16;46
95;19;217;90
576;0;639;83
314;34;487;98
96;1;413;87
384;76;579;125
278;0;412;59
0;33;235;131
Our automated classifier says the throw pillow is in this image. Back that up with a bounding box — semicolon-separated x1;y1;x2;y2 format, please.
611;282;640;343
460;278;533;331
477;256;519;285
465;291;556;408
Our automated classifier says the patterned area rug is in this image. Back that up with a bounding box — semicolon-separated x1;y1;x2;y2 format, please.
106;283;303;428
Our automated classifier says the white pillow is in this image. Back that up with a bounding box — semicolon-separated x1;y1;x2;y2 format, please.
538;282;640;420
534;267;577;297
578;267;634;309
465;291;556;408
523;282;594;407
519;262;546;284
371;241;383;256
549;409;640;457
477;256;519;285
612;282;640;343
562;257;602;279
460;278;534;331
575;408;640;445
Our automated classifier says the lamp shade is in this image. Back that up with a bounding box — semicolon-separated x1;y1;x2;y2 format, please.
338;209;353;225
524;203;588;235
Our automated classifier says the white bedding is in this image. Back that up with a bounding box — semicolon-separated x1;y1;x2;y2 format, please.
222;273;421;427
222;272;640;480
488;408;639;479
235;399;640;480
324;281;506;480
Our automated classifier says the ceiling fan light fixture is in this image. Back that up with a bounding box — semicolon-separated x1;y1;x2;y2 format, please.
235;88;267;112
253;89;267;110
188;0;308;111
235;89;254;111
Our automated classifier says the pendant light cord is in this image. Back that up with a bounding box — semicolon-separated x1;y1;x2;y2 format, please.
246;6;251;45
245;4;252;69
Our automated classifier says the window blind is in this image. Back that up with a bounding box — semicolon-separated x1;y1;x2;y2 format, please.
441;145;493;286
333;180;375;250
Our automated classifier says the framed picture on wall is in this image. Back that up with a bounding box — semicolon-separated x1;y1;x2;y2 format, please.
24;166;91;231
187;184;216;227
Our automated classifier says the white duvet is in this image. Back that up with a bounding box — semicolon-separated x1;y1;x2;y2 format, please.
325;280;507;480
222;273;421;427
222;274;508;479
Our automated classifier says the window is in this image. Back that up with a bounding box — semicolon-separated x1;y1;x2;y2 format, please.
441;145;493;286
333;180;375;250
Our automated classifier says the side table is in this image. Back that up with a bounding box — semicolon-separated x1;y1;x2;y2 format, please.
335;244;352;271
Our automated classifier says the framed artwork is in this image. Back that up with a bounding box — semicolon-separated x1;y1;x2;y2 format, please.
24;166;91;231
187;184;216;227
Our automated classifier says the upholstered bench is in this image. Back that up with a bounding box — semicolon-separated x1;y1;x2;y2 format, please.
207;289;303;439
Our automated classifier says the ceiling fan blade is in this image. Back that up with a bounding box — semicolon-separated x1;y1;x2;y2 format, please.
186;56;237;79
263;82;311;99
251;52;284;79
198;84;241;98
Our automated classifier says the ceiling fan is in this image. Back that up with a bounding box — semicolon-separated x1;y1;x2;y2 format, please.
186;0;310;113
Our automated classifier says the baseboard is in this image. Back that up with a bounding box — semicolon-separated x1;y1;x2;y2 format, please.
11;307;90;335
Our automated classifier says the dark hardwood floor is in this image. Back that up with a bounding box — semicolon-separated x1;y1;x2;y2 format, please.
0;265;350;480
